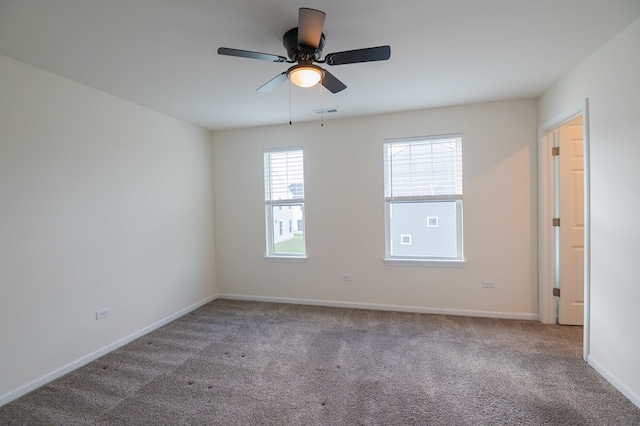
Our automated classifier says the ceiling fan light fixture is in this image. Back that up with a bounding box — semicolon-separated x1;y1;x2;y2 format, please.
289;66;322;88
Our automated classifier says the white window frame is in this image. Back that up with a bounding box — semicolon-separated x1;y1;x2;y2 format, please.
383;135;464;266
264;147;306;260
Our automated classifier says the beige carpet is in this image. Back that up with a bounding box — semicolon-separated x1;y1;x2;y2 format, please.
1;299;638;425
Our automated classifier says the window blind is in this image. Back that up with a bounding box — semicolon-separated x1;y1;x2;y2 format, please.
384;136;462;200
264;149;304;203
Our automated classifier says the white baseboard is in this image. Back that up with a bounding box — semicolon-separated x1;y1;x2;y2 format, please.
0;294;219;407
587;355;640;409
217;293;539;321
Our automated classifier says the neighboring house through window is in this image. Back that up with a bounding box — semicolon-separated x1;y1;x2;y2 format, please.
383;135;463;263
264;148;305;257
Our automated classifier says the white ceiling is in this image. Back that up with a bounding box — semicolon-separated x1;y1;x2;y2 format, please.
1;0;639;131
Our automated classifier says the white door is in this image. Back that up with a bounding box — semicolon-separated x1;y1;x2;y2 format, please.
557;116;585;325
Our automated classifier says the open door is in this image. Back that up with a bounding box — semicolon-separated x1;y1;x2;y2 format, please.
538;99;590;359
556;116;585;325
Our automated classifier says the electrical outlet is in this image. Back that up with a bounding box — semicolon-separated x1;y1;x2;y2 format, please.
341;274;352;282
482;280;496;288
96;308;110;320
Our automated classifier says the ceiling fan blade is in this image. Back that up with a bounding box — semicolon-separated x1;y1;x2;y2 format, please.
321;69;347;93
257;72;288;93
218;47;287;63
324;45;391;66
297;8;326;49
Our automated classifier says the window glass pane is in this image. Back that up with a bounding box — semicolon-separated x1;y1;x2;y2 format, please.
264;148;305;257
271;204;305;254
389;201;458;258
384;135;463;261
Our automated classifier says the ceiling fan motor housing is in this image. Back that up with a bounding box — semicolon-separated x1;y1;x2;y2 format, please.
283;28;325;62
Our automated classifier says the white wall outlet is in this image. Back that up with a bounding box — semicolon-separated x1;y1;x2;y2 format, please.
96;308;110;320
341;274;352;282
482;280;496;288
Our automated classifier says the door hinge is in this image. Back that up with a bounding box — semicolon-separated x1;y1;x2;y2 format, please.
552;218;560;227
552;147;560;156
553;288;561;297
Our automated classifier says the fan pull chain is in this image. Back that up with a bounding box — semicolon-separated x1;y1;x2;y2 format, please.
320;76;324;127
288;79;292;125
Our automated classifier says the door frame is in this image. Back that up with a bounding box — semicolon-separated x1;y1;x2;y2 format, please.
538;98;591;361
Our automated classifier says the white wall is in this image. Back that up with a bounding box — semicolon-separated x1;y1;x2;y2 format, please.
0;55;217;402
212;99;538;318
539;17;640;408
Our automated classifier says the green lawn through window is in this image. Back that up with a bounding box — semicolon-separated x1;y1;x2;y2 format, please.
274;234;304;254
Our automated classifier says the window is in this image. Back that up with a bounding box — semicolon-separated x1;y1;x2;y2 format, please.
264;148;305;257
383;135;463;263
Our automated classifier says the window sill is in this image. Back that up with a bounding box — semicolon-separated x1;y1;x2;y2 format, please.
264;256;307;263
384;258;465;267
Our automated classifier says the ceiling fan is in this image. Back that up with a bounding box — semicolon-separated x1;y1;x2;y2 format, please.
217;7;391;94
